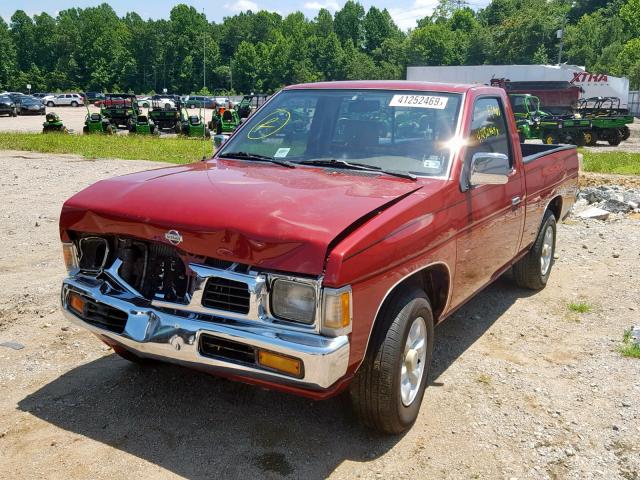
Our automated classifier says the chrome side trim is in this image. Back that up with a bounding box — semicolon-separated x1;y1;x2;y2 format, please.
61;275;349;390
361;261;452;362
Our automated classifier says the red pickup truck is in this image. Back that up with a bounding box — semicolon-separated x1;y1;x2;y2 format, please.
59;81;578;434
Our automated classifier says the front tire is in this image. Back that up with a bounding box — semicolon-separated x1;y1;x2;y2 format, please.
47;101;54;107
513;209;556;290
71;101;78;107
350;289;434;434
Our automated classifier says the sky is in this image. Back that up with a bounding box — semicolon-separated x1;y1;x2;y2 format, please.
1;0;491;31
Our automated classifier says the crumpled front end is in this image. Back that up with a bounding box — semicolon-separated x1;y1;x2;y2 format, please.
60;235;351;393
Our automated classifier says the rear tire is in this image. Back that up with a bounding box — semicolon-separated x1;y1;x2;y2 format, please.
350;288;434;434
71;101;78;107
543;132;558;145
513;209;556;290
583;130;596;146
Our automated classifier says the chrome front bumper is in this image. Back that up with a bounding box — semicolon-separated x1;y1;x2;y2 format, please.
61;275;350;390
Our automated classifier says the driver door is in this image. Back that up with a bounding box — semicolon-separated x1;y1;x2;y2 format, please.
451;96;525;306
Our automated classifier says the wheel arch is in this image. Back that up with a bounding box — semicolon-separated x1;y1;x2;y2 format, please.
547;195;563;221
357;261;450;372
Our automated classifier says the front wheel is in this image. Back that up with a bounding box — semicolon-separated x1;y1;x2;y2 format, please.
11;108;17;117
47;101;54;107
513;209;556;290
350;289;434;434
71;101;78;107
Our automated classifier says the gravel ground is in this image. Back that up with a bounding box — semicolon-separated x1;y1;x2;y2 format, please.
0;151;639;480
0;105;213;135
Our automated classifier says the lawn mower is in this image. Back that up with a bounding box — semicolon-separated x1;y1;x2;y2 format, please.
149;95;182;132
179;107;210;138
101;93;140;130
575;97;633;146
131;106;158;135
42;112;68;133
83;101;113;134
208;105;241;134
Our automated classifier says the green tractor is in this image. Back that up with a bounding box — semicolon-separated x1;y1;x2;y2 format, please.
209;106;241;134
42;112;68;134
101;93;140;130
149;95;182;133
509;94;591;146
576;97;633;146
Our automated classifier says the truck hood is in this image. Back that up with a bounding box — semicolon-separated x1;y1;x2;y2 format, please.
60;159;421;275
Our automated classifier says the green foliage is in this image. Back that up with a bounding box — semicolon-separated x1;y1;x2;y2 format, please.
580;151;640;175
1;0;639;93
0;133;213;163
618;328;640;359
567;301;592;313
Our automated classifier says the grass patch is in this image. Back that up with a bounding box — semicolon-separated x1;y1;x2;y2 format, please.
618;329;640;359
567;301;592;314
580;150;640;175
0;132;213;164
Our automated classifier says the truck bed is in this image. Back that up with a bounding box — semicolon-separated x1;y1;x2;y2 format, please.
520;143;576;164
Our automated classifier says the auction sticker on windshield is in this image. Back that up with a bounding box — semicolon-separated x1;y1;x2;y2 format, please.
389;95;448;109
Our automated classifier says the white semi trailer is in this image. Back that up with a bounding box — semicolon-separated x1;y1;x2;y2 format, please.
407;64;630;108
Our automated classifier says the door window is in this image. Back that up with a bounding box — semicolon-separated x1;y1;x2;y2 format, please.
466;97;512;166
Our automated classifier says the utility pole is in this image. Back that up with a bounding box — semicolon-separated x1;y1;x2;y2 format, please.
203;8;206;91
557;21;565;64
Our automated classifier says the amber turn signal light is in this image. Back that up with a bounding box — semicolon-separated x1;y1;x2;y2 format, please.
68;292;86;315
257;350;303;378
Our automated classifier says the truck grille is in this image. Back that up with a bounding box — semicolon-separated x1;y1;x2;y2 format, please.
115;239;190;304
202;277;250;314
199;335;256;364
82;298;128;334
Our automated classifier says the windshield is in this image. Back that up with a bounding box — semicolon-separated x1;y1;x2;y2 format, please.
218;89;462;177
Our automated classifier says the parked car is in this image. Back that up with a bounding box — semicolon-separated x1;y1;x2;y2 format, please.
0;95;17;116
17;96;46;115
32;93;54;100
184;95;215;108
85;92;105;103
6;93;29;114
59;81;579;434
46;93;84;107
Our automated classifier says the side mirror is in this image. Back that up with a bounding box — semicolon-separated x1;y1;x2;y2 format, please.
213;134;230;149
469;152;510;187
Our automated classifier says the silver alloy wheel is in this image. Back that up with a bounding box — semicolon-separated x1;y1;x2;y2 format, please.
400;316;427;407
540;225;554;276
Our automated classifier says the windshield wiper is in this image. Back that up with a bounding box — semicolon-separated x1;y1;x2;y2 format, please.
297;159;416;180
218;151;295;168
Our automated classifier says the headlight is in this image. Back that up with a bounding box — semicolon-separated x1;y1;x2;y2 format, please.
322;287;352;336
271;279;316;324
62;242;78;273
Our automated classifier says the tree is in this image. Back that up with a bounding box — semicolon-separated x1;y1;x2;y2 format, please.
232;41;260;93
0;18;16;90
363;7;400;53
334;1;365;48
406;23;457;66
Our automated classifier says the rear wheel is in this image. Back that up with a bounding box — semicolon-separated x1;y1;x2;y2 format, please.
543;132;558;145
350;288;434;434
47;101;54;107
513;209;556;290
583;130;596;146
71;101;78;107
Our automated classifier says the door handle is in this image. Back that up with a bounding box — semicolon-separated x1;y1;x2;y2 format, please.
512;196;522;206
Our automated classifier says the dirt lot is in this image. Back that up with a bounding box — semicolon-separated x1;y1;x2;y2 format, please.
0;151;639;480
0;105;213;135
